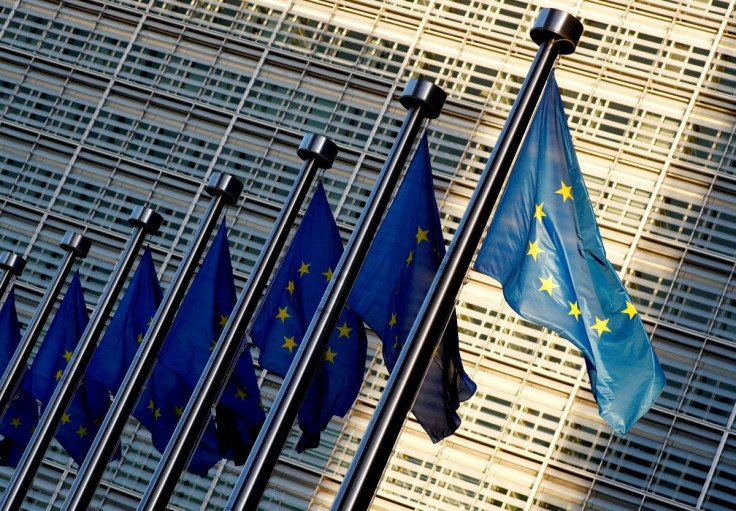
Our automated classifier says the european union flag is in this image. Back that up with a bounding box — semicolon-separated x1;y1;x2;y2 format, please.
87;247;162;395
348;136;476;442
57;250;162;466
0;272;89;465
474;74;665;435
0;286;21;371
0;286;33;466
250;183;366;452
134;221;236;475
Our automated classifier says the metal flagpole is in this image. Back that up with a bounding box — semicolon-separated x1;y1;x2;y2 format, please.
0;232;91;416
224;78;447;511
137;133;338;510
61;173;243;511
330;9;584;511
0;251;26;303
0;206;163;510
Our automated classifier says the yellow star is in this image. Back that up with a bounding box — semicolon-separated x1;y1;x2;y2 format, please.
405;250;414;266
10;417;21;428
297;261;311;277
219;315;229;326
533;203;546;223
591;317;612;336
61;413;71;425
538;275;559;296
388;313;397;328
174;405;184;417
322;267;334;281
621;301;638;320
147;400;162;421
209;339;217;351
76;425;88;438
147;316;154;326
137;332;144;343
415;226;429;244
324;347;337;363
55;369;63;381
286;280;295;295
276;306;290;323
568;301;582;321
235;387;248;401
526;240;544;261
282;335;298;352
337;321;352;339
393;336;400;349
555;181;573;202
63;349;73;362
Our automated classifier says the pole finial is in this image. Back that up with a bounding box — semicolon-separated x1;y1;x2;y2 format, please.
0;252;26;276
205;173;244;205
60;232;91;258
531;8;583;55
297;134;339;169
400;79;447;120
128;206;164;235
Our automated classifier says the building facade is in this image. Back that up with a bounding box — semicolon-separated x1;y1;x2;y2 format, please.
0;0;734;509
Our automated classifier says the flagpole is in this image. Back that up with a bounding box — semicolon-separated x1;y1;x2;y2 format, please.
224;78;447;511
61;173;243;511
330;9;583;510
0;251;26;302
0;232;91;416
137;133;338;510
0;206;163;510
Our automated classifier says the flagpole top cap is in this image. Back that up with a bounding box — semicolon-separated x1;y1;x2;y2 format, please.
400;79;446;119
128;206;164;234
531;8;583;55
297;133;339;169
0;251;26;275
205;172;244;205
60;232;91;258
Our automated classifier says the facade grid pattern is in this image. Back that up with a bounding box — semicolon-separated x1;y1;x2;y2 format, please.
0;0;734;510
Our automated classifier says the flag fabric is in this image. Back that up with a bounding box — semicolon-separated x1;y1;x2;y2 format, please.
474;74;665;436
249;183;366;452
0;287;21;371
87;247;162;395
133;221;238;475
57;249;162;466
0;272;89;465
0;287;33;466
348;137;476;443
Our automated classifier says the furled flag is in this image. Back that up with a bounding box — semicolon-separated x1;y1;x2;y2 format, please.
0;272;89;465
348;136;476;442
474;74;665;435
133;221;238;475
250;183;366;452
0;286;33;466
57;248;162;466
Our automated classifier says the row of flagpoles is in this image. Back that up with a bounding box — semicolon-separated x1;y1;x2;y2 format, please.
0;8;665;511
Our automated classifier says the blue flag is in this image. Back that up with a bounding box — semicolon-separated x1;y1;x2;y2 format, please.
348;136;476;442
250;183;366;452
58;248;162;466
0;272;89;465
0;286;34;466
134;221;236;475
474;74;665;436
87;247;163;395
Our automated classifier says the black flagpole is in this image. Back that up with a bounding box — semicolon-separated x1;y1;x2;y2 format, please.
61;173;242;511
0;206;163;510
0;251;26;303
137;133;338;510
330;9;584;511
224;78;447;511
0;232;91;416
